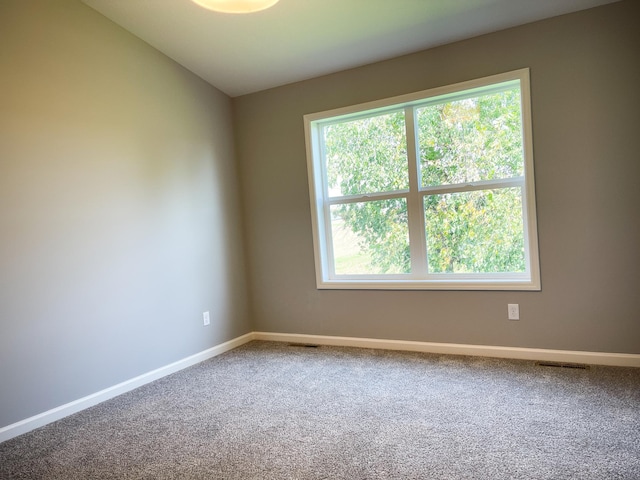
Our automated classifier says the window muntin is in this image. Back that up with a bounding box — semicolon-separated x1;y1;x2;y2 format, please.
305;69;540;290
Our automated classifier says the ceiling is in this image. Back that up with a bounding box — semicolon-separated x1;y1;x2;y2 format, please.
82;0;619;97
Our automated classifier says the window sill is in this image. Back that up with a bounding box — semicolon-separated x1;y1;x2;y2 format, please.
316;277;541;291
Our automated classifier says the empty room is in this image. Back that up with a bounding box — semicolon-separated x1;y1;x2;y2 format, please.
1;0;638;478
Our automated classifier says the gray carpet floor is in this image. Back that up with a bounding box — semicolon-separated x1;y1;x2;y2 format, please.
1;341;639;479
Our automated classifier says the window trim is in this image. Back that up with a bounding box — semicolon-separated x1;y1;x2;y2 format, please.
304;68;540;291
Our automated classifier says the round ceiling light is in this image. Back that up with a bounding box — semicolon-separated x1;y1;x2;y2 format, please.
191;0;280;14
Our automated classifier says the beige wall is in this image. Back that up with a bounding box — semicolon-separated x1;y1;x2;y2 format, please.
0;0;250;427
233;0;640;353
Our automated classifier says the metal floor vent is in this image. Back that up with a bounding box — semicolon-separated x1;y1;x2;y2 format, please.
287;343;320;348
536;361;590;370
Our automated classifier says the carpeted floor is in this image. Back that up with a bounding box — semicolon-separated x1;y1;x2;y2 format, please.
1;341;639;479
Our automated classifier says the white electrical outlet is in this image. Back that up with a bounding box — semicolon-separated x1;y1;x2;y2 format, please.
508;304;519;320
203;311;210;326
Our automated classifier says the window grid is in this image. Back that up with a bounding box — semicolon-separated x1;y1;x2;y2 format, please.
304;69;540;290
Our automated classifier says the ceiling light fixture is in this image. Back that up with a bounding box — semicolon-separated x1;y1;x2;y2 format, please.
190;0;280;14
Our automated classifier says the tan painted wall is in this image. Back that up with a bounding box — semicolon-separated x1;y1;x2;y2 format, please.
0;0;250;427
233;1;640;353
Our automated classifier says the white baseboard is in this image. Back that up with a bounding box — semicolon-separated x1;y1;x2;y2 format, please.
0;332;255;444
253;332;640;368
3;331;638;444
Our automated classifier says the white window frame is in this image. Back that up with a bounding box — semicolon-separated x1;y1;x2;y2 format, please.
304;69;540;290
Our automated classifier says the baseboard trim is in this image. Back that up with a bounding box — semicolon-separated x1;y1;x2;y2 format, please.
0;332;255;444
3;331;638;443
253;332;640;368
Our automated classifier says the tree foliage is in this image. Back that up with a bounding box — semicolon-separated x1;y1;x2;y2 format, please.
323;88;526;275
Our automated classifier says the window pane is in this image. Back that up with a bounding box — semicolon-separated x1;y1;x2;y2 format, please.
330;198;410;275
424;188;525;273
417;87;524;187
323;111;408;197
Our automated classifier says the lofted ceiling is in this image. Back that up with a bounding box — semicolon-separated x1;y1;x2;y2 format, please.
82;0;619;97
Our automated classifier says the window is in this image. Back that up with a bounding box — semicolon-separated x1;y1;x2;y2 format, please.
304;69;540;290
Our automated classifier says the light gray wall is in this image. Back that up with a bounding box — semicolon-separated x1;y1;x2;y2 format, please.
234;1;640;354
0;0;250;428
